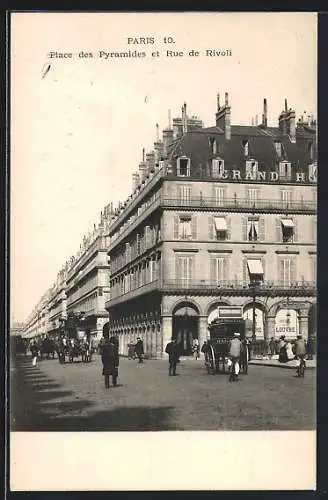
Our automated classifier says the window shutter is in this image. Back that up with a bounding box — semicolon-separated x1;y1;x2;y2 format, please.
174;216;179;239
243;259;248;283
226;216;231;240
276;219;282;241
208;216;214;240
290;257;296;282
210;258;216;282
177;185;182;202
242;216;248;240
259;217;265;241
278;258;284;283
293;217;298;242
312;217;317;243
191;215;197;239
261;258;266;280
190;257;195;281
223;257;229;281
175;257;182;280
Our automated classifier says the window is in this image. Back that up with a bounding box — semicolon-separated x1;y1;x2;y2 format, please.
214;216;228;240
242;140;249;157
214;186;226;206
209;138;217;155
308;142;314;161
247;259;264;282
149;260;157;282
178;216;192;239
308;163;317;181
281;218;295;242
177;184;191;204
278;257;296;285
274;141;284;158
280;189;292;207
247;188;259;206
247;218;259;242
175;255;194;284
212;159;225;178
245;160;258;177
211;257;228;283
177;157;190;177
279;161;292;180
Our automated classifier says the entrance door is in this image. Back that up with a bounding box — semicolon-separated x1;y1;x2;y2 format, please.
172;316;199;356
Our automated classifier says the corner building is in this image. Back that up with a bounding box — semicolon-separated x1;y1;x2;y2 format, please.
106;93;317;358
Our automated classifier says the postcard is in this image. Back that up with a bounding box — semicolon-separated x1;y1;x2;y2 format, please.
10;11;317;491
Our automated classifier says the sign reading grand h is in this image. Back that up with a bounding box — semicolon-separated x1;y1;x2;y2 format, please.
214;170;316;183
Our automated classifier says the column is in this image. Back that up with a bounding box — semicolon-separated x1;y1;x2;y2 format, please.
266;316;276;339
162;316;172;359
198;316;208;349
156;322;162;359
299;314;309;340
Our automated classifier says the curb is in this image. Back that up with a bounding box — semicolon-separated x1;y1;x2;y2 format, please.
249;361;316;370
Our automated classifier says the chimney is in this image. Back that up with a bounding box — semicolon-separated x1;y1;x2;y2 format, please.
215;91;231;140
163;128;174;156
286;108;296;143
261;98;268;127
182;102;188;134
132;172;140;191
139;148;147;182
146;152;155;174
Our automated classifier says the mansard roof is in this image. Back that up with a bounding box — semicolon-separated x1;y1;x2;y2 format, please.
167;124;316;175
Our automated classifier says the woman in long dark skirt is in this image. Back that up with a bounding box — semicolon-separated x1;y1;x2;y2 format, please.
99;333;119;389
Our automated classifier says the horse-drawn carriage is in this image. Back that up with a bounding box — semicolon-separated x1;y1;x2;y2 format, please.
56;336;92;364
203;307;249;376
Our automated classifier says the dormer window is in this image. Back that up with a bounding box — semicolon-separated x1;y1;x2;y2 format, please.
308;141;314;161
212;158;225;178
245;159;258;177
177;157;190;177
279;161;292;180
274;141;284;158
309;163;317;181
242;140;249;157
209;137;217;155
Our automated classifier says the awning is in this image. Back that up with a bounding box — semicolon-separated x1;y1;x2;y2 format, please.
281;218;294;229
247;259;264;276
214;217;227;231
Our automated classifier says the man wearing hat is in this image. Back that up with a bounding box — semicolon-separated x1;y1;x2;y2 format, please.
228;332;242;381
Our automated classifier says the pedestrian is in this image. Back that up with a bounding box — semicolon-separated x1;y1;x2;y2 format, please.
228;332;242;381
192;338;200;360
30;340;39;366
286;340;294;361
135;337;144;363
278;336;288;363
99;333;119;389
165;337;180;376
269;337;276;358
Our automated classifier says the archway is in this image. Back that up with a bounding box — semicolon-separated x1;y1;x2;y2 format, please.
243;304;266;339
172;302;200;356
207;301;231;325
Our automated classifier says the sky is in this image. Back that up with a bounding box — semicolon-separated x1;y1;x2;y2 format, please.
10;12;317;323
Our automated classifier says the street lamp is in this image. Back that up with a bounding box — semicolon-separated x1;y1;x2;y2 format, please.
249;280;260;341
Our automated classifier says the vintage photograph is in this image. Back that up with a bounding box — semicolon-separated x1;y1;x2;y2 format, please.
9;11;317;490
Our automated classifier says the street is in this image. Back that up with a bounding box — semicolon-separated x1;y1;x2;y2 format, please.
11;354;315;432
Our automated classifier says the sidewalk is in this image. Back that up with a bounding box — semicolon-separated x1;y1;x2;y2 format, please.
249;357;316;369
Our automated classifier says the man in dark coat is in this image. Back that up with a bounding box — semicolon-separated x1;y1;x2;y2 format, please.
99;333;119;388
165;337;180;376
135;338;144;363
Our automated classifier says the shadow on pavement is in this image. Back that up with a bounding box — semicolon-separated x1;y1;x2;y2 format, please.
11;355;178;432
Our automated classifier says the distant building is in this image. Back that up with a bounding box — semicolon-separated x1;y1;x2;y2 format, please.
105;94;316;358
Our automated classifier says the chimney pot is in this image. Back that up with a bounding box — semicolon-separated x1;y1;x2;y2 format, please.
225;92;229;106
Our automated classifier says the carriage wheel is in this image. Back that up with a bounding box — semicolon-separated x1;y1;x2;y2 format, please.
206;346;216;375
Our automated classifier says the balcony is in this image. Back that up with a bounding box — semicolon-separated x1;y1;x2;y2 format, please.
108;194;316;253
161;196;316;213
105;279;160;308
162;279;316;297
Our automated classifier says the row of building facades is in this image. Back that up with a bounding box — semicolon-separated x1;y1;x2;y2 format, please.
21;92;317;358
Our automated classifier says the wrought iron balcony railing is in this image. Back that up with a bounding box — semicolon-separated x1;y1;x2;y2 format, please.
105;278;316;308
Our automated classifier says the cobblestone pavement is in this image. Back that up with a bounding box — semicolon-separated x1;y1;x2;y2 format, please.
11;354;316;431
